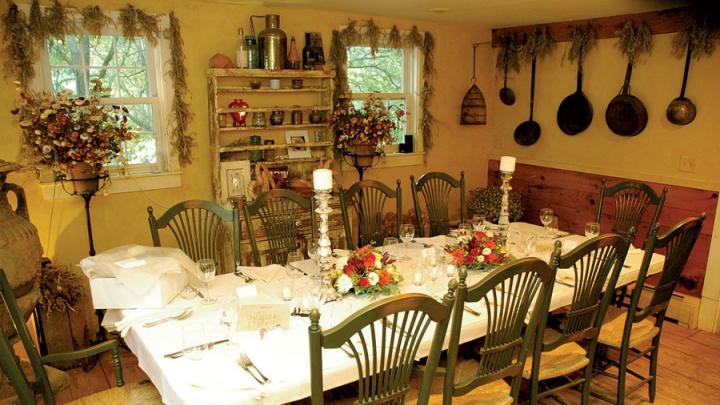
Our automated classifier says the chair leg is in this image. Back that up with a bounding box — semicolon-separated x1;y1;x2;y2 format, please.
581;365;592;405
649;338;660;402
617;348;628;405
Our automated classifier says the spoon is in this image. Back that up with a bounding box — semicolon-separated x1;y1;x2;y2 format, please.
143;307;194;327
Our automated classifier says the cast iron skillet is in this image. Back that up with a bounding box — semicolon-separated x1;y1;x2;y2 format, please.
605;62;647;136
514;56;540;146
557;62;593;135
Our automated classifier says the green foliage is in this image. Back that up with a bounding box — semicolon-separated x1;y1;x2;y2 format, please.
467;186;523;223
347;47;402;93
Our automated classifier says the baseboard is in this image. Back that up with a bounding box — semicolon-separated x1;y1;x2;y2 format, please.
638;285;700;329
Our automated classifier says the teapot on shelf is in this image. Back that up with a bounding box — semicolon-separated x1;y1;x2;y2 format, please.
229;99;249;127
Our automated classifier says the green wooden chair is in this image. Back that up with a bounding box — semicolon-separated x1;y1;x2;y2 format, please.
308;284;457;405
339;180;402;249
595;179;668;244
0;269;161;404
242;189;315;266
593;214;705;405
147;200;241;274
524;232;632;404
410;171;465;237
436;257;555;404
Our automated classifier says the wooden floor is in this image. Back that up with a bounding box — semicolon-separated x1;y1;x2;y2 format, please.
56;322;720;404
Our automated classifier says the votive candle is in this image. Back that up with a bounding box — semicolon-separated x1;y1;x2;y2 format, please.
281;286;292;301
413;272;424;286
499;156;516;172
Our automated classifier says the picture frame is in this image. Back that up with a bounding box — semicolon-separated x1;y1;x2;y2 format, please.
285;130;312;159
220;160;252;202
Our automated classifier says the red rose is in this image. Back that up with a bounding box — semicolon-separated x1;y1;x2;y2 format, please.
363;253;376;269
485;252;498;264
470;247;481;257
485;240;496;249
358;278;370;288
463;255;475;265
344;265;353;276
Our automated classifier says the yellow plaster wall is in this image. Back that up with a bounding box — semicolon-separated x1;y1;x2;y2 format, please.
0;0;492;269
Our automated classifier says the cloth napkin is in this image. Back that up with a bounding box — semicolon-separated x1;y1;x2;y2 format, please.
187;347;283;393
413;235;449;248
235;265;285;283
556;268;576;286
114;305;193;338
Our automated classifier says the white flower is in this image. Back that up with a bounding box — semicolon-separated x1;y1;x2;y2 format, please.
482;247;492;255
476;255;485;263
458;235;471;244
336;274;353;294
368;272;379;286
336;256;349;269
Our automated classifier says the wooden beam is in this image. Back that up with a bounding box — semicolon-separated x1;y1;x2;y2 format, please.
491;7;692;47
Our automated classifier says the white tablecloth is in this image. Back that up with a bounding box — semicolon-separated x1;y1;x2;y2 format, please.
105;222;664;405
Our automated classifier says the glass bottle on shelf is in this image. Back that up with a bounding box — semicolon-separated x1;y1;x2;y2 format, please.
312;32;325;67
236;28;248;68
246;36;259;69
302;32;315;70
287;36;301;70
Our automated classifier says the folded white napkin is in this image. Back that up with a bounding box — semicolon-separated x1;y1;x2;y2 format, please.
556;268;575;286
236;265;285;283
114;305;193;338
414;235;448;247
187;348;282;393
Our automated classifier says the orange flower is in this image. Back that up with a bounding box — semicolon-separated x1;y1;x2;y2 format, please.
378;269;391;286
363;253;376;269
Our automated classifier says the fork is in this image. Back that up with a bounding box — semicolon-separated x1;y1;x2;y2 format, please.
237;355;265;384
239;352;271;384
142;308;193;328
234;267;255;283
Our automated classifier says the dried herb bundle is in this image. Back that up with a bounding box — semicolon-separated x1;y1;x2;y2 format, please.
422;32;435;153
387;25;402;48
28;0;44;42
567;24;596;64
165;11;195;166
616;21;652;63
119;4;159;45
81;5;112;37
35;265;84;314
340;20;361;44
365;19;381;56
496;35;520;74
44;0;76;38
522;26;555;61
405;25;422;47
672;15;720;59
1;3;35;87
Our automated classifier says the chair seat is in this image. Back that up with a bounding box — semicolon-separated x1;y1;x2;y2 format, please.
598;307;660;348
67;380;161;405
522;341;590;381
0;362;69;405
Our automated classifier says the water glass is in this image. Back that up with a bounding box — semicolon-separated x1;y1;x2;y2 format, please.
472;214;486;232
399;223;415;260
197;258;216;305
540;208;554;236
585;221;600;238
523;234;537;257
549;216;560;237
383;237;399;260
306;238;318;263
457;223;472;237
217;295;239;344
182;323;206;360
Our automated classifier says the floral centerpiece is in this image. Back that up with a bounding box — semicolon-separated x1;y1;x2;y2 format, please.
445;229;512;271
332;245;403;297
331;93;405;152
12;79;134;176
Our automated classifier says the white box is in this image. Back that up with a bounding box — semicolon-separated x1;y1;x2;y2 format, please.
89;271;187;309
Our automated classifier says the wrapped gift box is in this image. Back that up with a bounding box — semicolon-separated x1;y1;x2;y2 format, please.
88;271;187;309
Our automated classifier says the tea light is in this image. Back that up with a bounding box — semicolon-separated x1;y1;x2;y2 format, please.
313;168;333;190
413;272;424;286
499;156;516;172
281;286;292;301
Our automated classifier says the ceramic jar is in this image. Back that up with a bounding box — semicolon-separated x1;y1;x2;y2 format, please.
270;110;284;125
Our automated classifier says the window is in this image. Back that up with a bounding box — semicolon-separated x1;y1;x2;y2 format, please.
346;46;420;149
35;17;177;178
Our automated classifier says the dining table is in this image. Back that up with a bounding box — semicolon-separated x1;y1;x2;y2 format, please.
102;222;665;405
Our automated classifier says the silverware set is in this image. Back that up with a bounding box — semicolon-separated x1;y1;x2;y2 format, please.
237;352;271;385
143;307;194;328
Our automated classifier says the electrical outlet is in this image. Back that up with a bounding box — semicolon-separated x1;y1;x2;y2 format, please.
679;156;696;173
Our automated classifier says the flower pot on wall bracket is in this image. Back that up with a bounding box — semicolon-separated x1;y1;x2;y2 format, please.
66;162;99;194
343;142;380;180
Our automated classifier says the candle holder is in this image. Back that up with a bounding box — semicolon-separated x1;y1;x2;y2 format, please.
498;170;513;248
312;187;341;303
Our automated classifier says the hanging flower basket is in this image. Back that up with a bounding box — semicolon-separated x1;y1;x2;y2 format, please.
66;162;99;194
349;142;379;168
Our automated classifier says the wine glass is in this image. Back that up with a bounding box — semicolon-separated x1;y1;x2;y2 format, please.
585;221;600;238
457;223;472;237
217;295;239;346
472;214;486;232
540;208;554;237
523;234;537;257
399;224;415;260
383;237;399;260
306;239;318;264
197;258;216;305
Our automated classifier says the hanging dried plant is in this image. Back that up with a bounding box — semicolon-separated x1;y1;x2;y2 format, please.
672;15;720;59
165;12;195;166
1;3;35;87
423;32;435;79
421;81;434;152
36;265;84;314
496;35;520;74
340;20;361;44
567;24;596;64
522;26;555;61
330;29;348;107
616;20;652;63
405;25;422;47
28;0;44;42
44;0;76;38
81;5;112;37
365;19;381;56
119;4;160;45
387;25;402;48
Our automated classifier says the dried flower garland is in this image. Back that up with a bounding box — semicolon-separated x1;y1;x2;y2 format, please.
616;21;652;63
672;14;720;59
567;24;596;64
81;5;112;37
329;20;436;153
166;11;195;166
1;3;34;88
119;4;160;45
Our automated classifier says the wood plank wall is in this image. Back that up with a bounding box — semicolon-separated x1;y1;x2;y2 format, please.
487;160;717;297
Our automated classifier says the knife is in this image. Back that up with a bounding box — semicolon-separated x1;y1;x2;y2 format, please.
164;338;229;359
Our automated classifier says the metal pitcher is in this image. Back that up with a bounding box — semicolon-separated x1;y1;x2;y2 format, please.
251;14;287;70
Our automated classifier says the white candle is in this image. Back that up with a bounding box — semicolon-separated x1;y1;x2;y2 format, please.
313;168;333;190
281;286;292;301
413;272;424;286
499;156;516;172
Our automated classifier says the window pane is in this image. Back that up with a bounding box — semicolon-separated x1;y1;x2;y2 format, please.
387;98;406;143
50;67;85;95
117;37;147;67
119;69;149;97
347;47;403;93
125;132;157;164
47;36;75;66
125;104;154;133
87;36;117;67
88;68;119;97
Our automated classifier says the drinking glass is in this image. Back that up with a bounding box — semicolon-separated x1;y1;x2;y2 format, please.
585;221;600;238
523;234;537;257
383;237;399;260
306;238;318;264
217;295;239;345
472;214;486;232
540;208;554;236
399;223;415;260
427;262;443;299
197;258;216;305
549;216;560;237
457;223;472;237
182;323;206;360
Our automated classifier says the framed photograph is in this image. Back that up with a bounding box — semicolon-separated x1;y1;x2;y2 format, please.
220;160;252;202
285;130;312;159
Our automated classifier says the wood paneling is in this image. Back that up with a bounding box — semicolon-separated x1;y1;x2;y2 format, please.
488;160;717;297
491;7;692;47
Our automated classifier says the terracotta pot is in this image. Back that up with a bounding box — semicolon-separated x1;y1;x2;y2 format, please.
67;162;99;194
349;143;379;168
0;160;42;339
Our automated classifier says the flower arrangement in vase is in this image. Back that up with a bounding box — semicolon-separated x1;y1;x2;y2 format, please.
332;245;403;297
445;229;512;271
12;79;135;183
331;93;405;153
